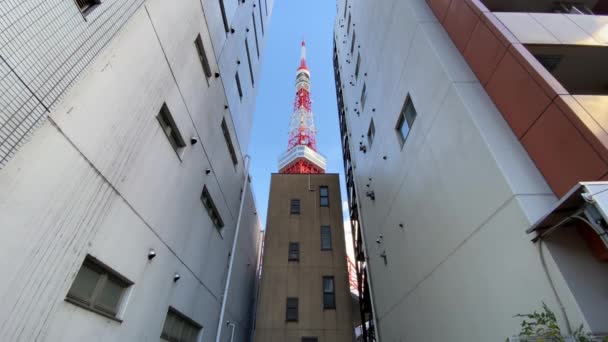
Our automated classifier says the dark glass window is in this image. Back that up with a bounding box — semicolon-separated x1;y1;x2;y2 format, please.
157;104;186;155
219;0;229;33
194;34;212;80
321;226;332;251
396;95;417;147
286;297;298;321
290;199;301;214
66;256;132;318
201;186;224;230
75;0;101;15
160;307;202;342
221;118;238;166
367;119;375;148
323;276;336;309
319;186;329;207
302;338;318;342
288;242;300;261
235;72;243;100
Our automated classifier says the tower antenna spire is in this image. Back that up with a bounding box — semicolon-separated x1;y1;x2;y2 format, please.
277;42;326;174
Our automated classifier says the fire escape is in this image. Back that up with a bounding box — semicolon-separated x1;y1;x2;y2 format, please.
333;40;376;342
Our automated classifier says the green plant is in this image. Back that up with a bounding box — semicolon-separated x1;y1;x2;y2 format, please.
508;303;607;342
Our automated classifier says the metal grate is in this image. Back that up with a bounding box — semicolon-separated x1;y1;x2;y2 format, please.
0;0;145;169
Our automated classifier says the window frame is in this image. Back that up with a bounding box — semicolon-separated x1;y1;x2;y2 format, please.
245;39;255;86
367;118;375;148
66;255;132;321
157;103;187;158
201;186;225;230
396;95;418;148
319;186;329;207
219;0;230;34
160;307;202;342
288;242;300;262
290;199;301;214
74;0;101;16
235;72;243;100
221;118;238;167
323;276;336;310
321;225;332;251
286;297;299;322
194;34;213;82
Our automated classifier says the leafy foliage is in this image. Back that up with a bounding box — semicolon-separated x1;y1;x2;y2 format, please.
508;303;607;342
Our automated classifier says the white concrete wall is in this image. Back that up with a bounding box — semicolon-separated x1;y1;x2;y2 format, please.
0;0;271;341
334;0;597;340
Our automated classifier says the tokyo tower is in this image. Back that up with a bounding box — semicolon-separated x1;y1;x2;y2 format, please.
278;41;327;174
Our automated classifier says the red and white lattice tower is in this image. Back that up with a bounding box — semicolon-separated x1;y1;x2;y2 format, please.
278;41;326;174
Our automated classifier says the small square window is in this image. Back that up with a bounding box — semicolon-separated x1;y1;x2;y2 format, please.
161;307;202;342
367;119;375;148
201;186;224;230
157;103;186;156
290;199;301;214
323;276;336;309
321;226;332;251
194;34;212;81
319;186;329;207
66;256;132;319
396;95;417;148
288;242;300;262
75;0;101;15
286;297;298;322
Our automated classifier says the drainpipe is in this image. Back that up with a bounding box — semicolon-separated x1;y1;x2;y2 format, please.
215;155;251;342
227;321;236;342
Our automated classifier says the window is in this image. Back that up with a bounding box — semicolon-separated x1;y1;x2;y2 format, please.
66;256;132;319
75;0;100;15
219;0;229;33
288;242;300;261
367;119;375;148
221;118;238;166
194;34;212;81
396;95;417;147
302;338;318;342
343;0;348;18
321;226;332;251
258;0;264;34
347;13;352;34
157;103;186;155
290;199;301;214
201;186;224;229
319;186;329;207
252;13;260;58
535;54;563;72
286;297;298;321
235;72;243;100
360;82;367;110
245;39;255;86
160;307;202;342
355;52;361;79
264;0;268;15
323;276;336;309
350;30;356;55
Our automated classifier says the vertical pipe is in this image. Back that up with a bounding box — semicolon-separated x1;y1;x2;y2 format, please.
215;155;251;342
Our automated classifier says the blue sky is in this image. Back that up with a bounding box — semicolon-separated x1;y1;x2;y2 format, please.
249;0;348;227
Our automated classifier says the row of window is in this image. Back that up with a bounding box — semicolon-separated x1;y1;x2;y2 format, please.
289;186;330;215
67;256;201;342
366;95;418;150
285;276;336;322
287;227;332;262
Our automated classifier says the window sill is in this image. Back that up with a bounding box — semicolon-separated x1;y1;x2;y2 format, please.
65;297;123;323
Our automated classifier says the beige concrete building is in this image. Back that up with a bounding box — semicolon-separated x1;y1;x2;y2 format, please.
253;173;354;342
